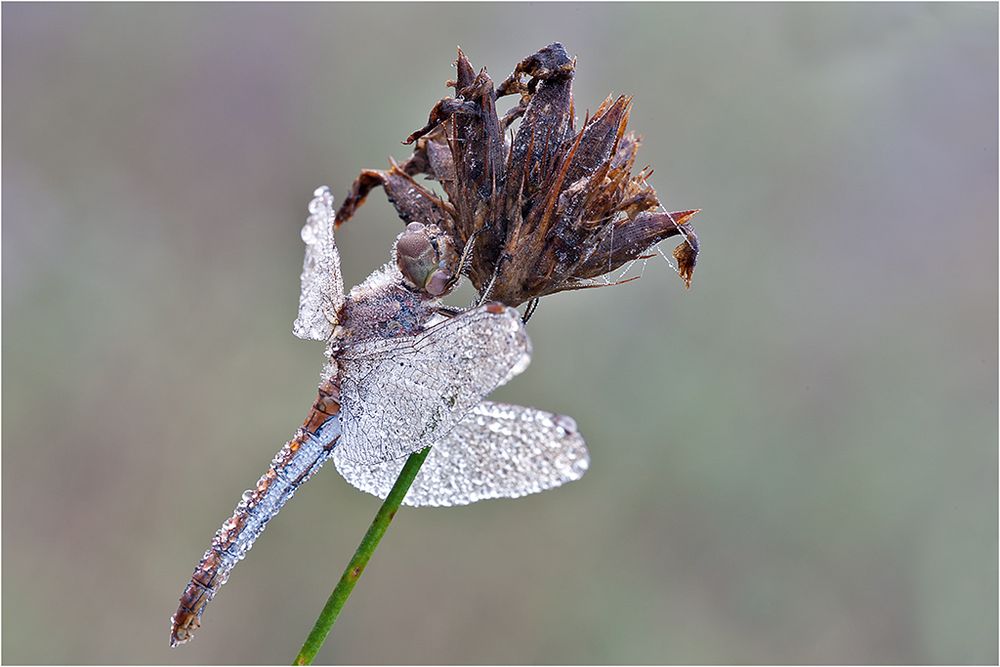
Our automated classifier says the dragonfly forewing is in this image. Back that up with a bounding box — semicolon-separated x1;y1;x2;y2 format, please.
337;303;531;464
334;401;589;506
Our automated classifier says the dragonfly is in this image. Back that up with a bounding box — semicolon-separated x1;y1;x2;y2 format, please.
170;186;590;646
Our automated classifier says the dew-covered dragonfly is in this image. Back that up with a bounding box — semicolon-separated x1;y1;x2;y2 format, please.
170;187;589;646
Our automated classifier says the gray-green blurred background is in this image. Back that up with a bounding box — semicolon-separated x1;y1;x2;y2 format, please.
3;3;996;664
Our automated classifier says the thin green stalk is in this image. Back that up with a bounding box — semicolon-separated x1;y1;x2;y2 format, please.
293;447;430;665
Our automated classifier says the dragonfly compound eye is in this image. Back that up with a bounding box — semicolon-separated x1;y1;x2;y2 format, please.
396;223;459;297
424;269;452;296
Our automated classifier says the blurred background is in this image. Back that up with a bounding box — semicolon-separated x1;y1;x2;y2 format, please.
3;3;996;664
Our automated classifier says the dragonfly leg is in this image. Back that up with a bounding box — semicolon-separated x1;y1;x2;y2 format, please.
432;304;465;319
522;298;540;323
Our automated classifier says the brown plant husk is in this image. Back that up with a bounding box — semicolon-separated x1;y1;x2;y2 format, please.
335;43;700;308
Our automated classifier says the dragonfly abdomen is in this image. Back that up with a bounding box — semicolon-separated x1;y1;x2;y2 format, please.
170;378;343;647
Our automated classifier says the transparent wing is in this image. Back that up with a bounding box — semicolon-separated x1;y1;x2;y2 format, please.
333;401;589;506
337;304;531;464
292;186;345;341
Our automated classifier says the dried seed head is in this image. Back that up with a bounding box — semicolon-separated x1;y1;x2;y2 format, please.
338;43;701;308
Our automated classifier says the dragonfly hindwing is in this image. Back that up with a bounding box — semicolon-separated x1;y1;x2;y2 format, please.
333;401;589;506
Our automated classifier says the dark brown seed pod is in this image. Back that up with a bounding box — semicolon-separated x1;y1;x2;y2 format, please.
336;42;700;308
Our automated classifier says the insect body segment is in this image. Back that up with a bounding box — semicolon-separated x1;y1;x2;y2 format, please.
170;384;343;647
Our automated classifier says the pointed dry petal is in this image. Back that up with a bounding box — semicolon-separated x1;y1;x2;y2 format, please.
502;43;575;218
381;166;452;232
574;209;700;282
335;169;386;228
455;47;476;91
562;96;631;186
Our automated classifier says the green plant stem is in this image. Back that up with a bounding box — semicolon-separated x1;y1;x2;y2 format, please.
293;447;430;665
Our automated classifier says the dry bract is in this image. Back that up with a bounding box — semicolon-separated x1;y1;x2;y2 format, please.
336;42;700;308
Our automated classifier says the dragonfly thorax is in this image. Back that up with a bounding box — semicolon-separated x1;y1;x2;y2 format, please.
334;223;458;346
337;263;441;344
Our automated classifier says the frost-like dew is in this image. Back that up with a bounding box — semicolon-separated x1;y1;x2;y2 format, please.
337;305;532;464
173;194;587;649
334;401;589;506
293;186;345;341
170;416;342;646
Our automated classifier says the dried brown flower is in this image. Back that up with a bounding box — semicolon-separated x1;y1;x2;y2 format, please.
335;42;699;309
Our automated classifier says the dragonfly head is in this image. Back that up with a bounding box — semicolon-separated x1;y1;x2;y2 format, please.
396;222;460;297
